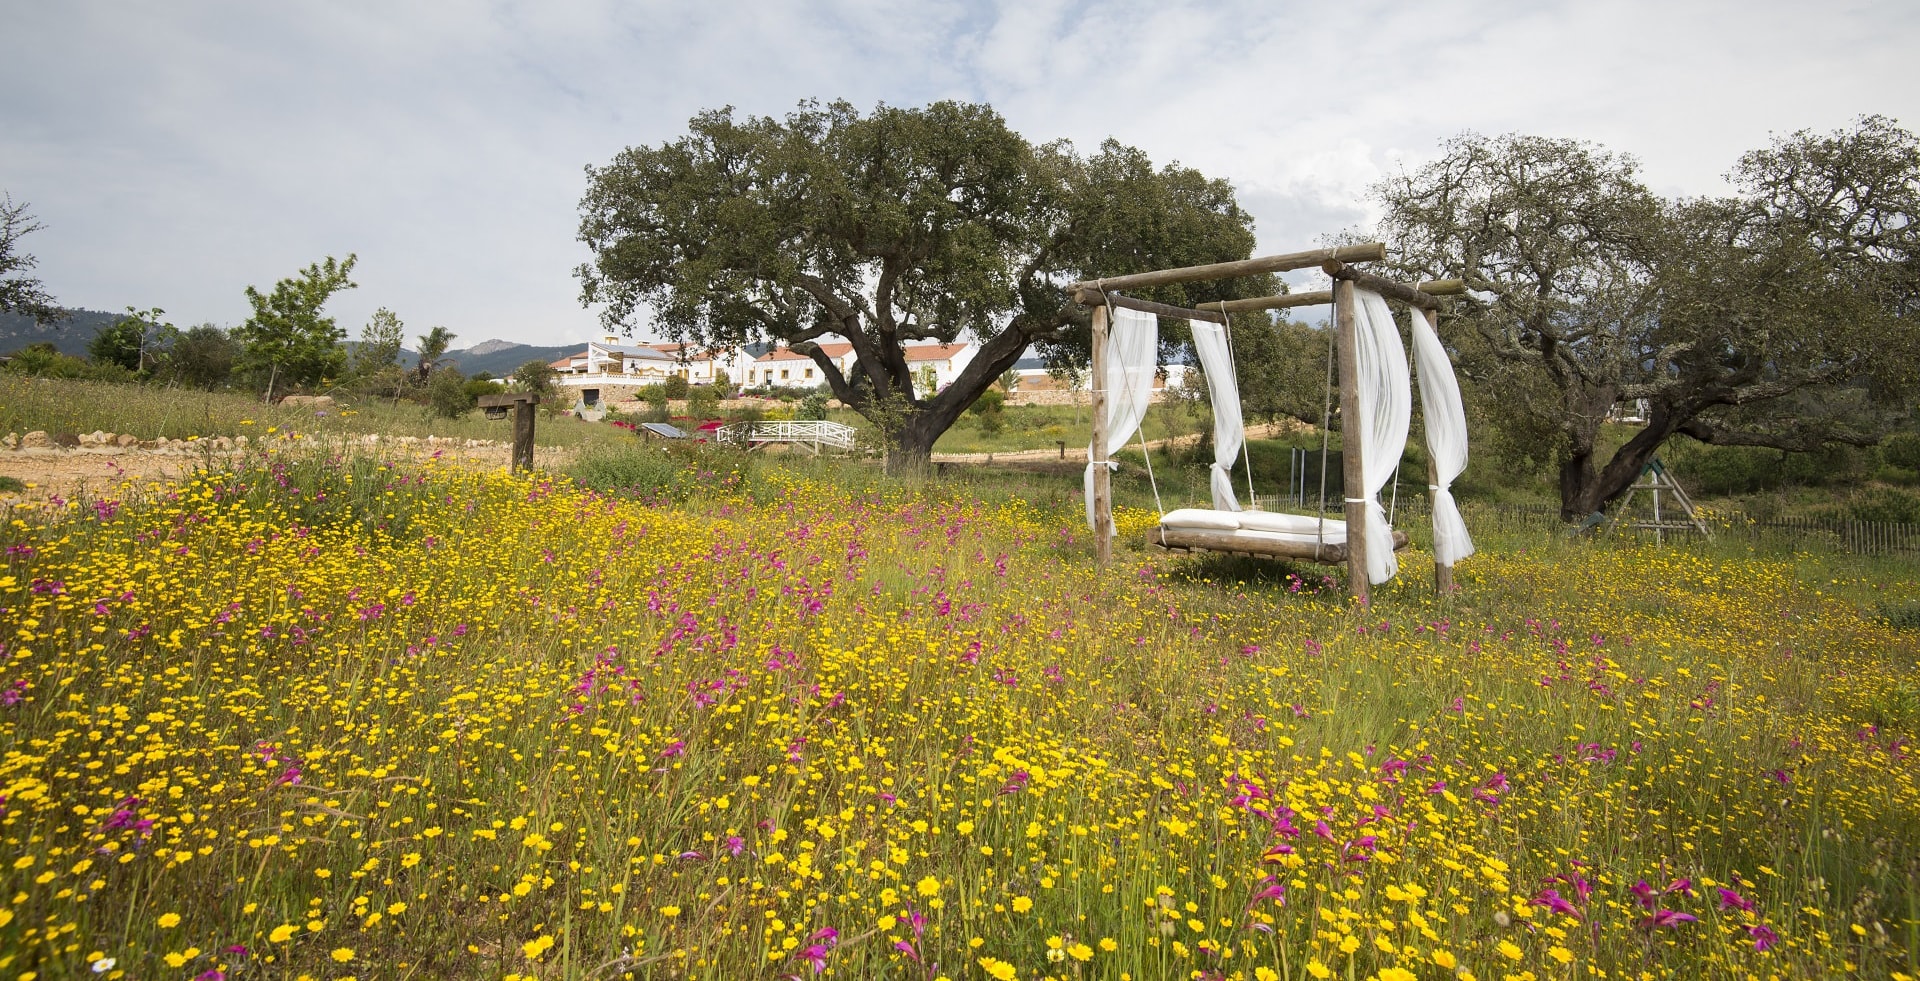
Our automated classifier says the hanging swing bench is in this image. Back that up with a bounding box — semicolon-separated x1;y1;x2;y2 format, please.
1070;243;1475;602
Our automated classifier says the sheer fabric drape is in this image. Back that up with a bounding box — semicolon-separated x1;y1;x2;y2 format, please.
1351;290;1411;584
1410;307;1474;565
1189;320;1244;511
1083;307;1159;532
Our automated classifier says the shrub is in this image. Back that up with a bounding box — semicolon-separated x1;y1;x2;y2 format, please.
969;389;1005;416
426;371;475;418
687;386;720;420
1847;486;1920;524
663;374;690;399
1883;431;1920;471
797;393;829;421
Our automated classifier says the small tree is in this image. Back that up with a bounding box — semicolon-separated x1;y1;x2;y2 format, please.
663;373;690;399
688;385;720;420
415;325;456;384
425;369;474;418
155;325;238;389
233;254;357;395
0;193;62;324
350;308;406;396
90;307;167;373
512;358;558;400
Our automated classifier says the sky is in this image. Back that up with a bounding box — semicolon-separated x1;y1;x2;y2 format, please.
5;0;1917;348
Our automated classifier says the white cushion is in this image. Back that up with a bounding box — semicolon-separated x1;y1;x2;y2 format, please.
1159;508;1242;531
1235;510;1346;536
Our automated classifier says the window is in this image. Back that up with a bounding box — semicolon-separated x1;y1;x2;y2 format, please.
583;389;600;406
780;369;790;380
804;368;815;379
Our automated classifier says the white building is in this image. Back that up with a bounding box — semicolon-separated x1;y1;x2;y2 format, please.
747;342;856;388
747;340;977;393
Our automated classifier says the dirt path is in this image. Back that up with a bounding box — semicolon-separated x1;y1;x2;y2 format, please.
0;436;564;504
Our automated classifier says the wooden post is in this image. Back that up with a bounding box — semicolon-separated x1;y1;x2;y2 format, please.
1334;279;1368;605
512;399;535;472
482;393;539;473
1090;304;1112;567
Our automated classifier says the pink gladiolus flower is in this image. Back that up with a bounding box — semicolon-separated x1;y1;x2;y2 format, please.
1717;887;1755;913
1748;924;1779;951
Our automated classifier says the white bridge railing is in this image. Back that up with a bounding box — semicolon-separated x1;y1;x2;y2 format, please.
715;420;857;454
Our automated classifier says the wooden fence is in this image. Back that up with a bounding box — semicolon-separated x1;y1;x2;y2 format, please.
1248;495;1920;560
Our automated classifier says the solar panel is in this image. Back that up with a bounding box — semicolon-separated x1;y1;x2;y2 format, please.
639;422;688;439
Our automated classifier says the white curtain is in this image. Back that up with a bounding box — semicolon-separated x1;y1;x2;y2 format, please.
1351;290;1412;584
1084;307;1159;531
1409;307;1474;566
1189;320;1244;511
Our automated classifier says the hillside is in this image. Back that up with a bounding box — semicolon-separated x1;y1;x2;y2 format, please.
438;339;578;378
0;311;578;378
0;308;120;356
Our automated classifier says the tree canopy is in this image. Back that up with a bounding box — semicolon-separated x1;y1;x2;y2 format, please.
577;100;1263;466
0;194;62;325
1376;117;1920;519
232;255;357;394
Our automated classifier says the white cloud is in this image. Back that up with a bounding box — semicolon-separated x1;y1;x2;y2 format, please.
4;0;1916;347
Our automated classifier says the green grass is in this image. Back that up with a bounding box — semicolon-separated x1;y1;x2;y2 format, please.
0;375;624;448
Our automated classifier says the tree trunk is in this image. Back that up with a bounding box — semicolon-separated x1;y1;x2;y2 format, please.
1559;403;1685;521
885;405;964;477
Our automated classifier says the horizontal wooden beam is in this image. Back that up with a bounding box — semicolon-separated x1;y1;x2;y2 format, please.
1070;242;1386;294
1194;279;1466;315
1070;289;1226;324
1197;291;1332;313
1322;261;1445;311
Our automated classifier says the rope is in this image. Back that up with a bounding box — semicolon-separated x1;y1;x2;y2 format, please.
1219;309;1258;509
1388;459;1401;525
1137;424;1164;516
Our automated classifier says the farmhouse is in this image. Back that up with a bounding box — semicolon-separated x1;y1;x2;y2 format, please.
747;340;977;394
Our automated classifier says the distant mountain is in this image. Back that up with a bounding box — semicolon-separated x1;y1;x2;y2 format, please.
463;338;526;356
0;313;581;378
439;340;580;378
0;308;121;356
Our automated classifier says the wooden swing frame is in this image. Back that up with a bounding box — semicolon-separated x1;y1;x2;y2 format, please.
1070;242;1465;602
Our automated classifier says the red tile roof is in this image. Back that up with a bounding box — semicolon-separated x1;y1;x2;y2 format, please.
904;343;968;361
755;343;854;363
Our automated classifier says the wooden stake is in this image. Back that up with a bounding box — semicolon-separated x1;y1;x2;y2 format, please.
512;399;536;472
1090;304;1112;567
1334;279;1368;605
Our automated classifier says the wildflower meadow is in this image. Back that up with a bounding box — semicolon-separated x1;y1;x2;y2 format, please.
0;444;1915;980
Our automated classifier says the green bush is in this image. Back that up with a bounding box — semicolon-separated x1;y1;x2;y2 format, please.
1883;431;1920;471
426;372;475;419
797;392;829;421
1689;446;1779;495
663;374;690;399
687;386;720;420
1847;486;1920;524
